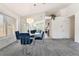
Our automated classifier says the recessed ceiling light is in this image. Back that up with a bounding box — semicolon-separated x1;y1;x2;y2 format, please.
33;3;46;6
33;4;36;6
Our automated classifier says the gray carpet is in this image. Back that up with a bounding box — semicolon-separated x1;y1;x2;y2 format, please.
0;39;79;56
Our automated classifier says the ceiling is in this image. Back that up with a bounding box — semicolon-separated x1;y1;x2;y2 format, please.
3;3;71;16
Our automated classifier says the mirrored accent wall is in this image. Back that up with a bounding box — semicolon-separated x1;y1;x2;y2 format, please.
0;14;5;37
0;13;16;38
20;13;45;32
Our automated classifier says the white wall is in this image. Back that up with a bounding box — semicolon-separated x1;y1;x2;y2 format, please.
20;16;28;32
0;4;19;49
16;16;20;31
50;17;70;39
55;4;79;42
69;15;75;40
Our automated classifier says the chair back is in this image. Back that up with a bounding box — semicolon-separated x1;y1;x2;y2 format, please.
20;33;33;45
30;30;36;34
20;33;30;38
15;31;20;40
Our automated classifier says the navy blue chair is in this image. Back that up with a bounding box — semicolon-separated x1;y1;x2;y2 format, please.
15;31;20;40
20;37;33;45
15;31;33;45
19;33;30;38
20;33;33;45
19;33;33;55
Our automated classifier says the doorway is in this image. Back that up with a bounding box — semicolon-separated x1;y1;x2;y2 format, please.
69;15;75;41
